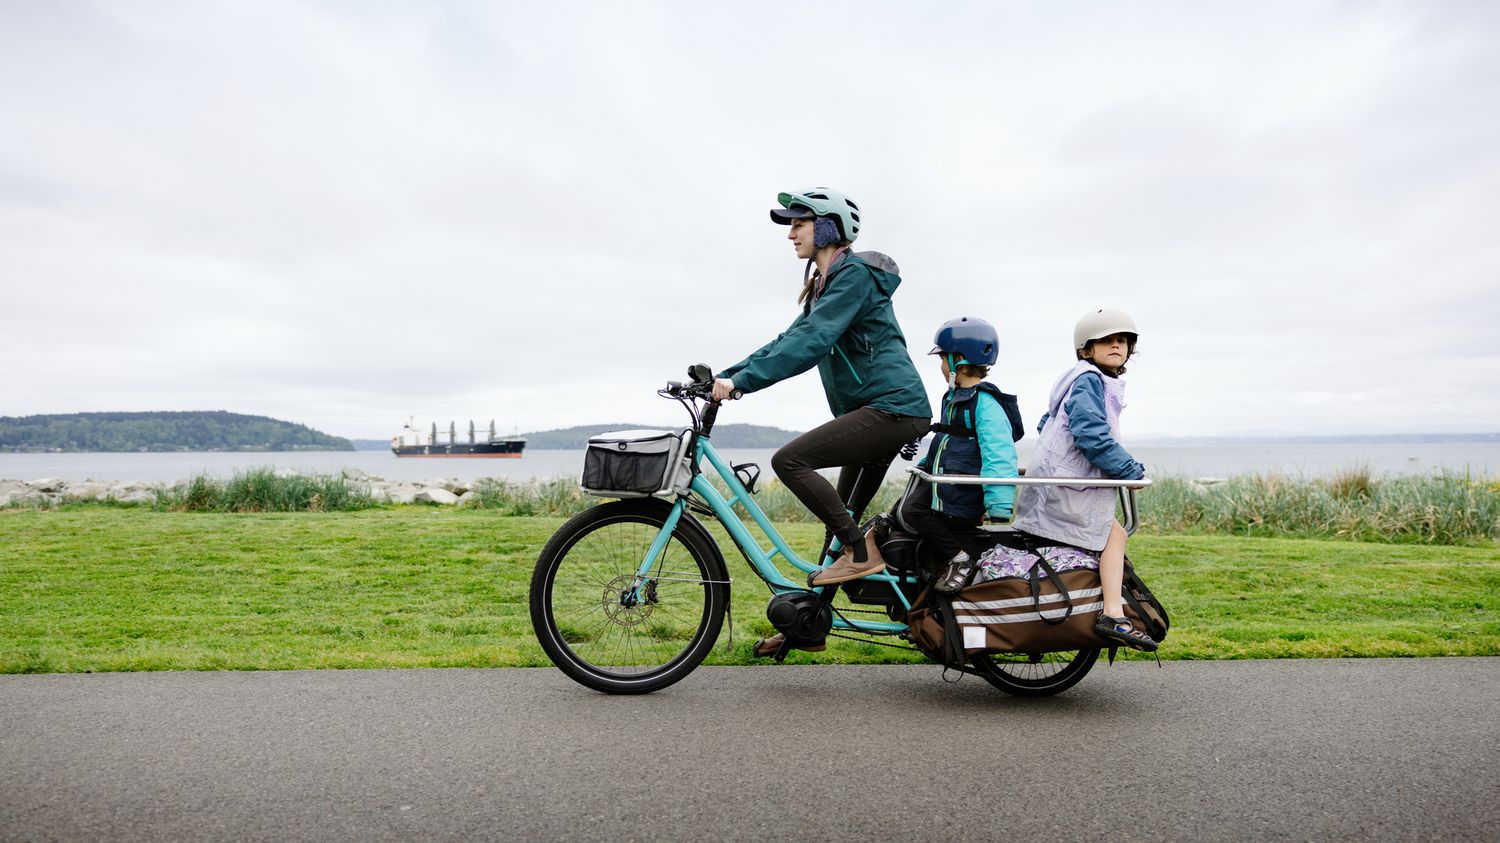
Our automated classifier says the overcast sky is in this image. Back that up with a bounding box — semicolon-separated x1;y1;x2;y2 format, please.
3;1;1496;440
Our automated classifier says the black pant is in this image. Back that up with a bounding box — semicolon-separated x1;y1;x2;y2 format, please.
771;407;930;540
898;478;969;563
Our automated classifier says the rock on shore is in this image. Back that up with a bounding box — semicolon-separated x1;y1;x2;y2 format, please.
0;473;493;508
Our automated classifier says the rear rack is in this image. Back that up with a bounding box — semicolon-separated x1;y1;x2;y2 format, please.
907;469;1152;536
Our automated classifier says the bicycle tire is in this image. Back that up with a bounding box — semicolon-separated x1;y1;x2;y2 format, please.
970;648;1100;696
530;498;728;694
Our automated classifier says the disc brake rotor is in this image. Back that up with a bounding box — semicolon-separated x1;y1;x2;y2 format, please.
602;574;655;626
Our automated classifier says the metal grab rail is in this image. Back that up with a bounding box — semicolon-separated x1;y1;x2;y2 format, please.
907;468;1151;536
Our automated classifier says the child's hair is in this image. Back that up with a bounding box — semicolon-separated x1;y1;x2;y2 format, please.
956;362;990;379
1077;335;1138;375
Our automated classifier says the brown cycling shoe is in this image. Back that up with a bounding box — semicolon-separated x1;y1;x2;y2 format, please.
751;632;826;658
808;531;886;587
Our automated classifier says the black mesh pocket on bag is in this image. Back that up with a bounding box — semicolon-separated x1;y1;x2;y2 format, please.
582;448;671;495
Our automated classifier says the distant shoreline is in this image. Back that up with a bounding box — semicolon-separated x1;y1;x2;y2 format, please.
1133;433;1500;445
5;448;356;455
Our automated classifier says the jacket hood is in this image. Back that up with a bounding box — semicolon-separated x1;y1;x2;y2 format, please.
1046;360;1104;420
849;250;902;296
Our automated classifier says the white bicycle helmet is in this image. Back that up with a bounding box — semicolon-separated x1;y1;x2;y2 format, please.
1073;308;1138;351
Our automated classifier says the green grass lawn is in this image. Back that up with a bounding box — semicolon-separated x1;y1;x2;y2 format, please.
2;508;1496;673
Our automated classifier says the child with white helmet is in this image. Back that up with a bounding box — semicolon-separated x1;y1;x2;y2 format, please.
1011;308;1157;651
900;317;1022;593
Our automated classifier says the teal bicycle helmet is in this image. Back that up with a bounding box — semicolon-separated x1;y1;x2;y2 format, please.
769;187;861;243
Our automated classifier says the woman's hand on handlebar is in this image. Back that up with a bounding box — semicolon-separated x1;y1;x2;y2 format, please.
711;378;738;402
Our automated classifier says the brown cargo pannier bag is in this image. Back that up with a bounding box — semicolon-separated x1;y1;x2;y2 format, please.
905;555;1168;664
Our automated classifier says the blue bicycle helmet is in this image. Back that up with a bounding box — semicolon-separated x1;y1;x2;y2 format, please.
929;316;999;367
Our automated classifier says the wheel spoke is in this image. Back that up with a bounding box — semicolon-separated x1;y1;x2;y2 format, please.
972;648;1099;696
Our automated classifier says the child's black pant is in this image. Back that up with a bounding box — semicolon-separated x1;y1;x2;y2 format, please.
898;478;972;563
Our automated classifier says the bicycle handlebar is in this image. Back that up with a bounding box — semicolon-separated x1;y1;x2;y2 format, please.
661;379;740;402
660;368;741;438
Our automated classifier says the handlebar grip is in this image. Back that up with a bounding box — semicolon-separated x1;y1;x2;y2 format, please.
730;389;743;401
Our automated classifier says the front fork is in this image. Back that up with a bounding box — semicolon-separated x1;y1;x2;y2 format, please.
620;499;690;608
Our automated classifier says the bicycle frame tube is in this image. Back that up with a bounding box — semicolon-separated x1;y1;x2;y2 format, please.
631;437;908;634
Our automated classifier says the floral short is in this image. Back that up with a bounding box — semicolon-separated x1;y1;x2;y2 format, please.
975;542;1100;582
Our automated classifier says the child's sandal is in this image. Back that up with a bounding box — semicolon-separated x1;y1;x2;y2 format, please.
933;557;974;594
1094;614;1159;652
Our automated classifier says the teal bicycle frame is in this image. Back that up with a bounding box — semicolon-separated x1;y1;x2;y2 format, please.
632;433;912;636
629;436;1155;640
621;365;1154;647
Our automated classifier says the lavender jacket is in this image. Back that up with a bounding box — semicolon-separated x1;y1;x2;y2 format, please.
1011;360;1142;551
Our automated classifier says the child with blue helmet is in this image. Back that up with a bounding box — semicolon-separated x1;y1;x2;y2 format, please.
901;317;1022;593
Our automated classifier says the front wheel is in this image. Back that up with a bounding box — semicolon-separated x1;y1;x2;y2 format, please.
530;499;728;694
970;648;1100;696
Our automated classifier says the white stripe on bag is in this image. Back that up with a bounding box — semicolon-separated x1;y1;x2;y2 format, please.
956;601;1105;625
952;587;1103;612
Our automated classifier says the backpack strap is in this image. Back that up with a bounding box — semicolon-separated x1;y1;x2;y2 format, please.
928;383;1025;444
937;592;967;669
1120;559;1170;642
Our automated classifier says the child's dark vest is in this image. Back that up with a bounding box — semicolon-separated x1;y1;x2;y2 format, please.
925;381;1024;521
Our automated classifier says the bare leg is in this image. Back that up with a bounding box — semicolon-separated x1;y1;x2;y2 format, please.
1100;521;1128;617
1094;521;1157;651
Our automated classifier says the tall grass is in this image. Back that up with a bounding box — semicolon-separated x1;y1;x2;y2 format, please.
1140;469;1500;545
157;469;376;512
17;464;1497;544
464;478;588;517
460;473;905;522
473;468;1497;545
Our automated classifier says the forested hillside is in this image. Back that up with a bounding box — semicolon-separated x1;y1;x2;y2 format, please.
0;412;353;452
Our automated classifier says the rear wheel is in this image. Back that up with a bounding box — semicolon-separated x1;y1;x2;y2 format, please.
970;648;1100;696
530;499;728;694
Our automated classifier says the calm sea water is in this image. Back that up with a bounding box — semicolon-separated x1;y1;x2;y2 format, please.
3;442;1497;484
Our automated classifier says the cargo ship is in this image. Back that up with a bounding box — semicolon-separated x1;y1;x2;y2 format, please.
391;419;526;458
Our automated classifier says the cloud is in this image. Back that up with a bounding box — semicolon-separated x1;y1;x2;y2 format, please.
2;1;1496;440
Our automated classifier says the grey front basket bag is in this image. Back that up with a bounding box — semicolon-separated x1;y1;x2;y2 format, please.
580;429;694;498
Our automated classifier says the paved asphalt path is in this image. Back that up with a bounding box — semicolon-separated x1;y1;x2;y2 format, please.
2;658;1497;841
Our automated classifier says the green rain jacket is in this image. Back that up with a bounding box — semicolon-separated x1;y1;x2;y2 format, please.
718;251;931;420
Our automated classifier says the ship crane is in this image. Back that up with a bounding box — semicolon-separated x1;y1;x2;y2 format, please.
390;416;526;458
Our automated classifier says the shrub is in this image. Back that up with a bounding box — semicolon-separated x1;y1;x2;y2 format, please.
158;469;376;513
1138;471;1499;545
465;478;589;517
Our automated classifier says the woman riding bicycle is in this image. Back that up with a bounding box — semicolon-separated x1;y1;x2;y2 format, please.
713;188;931;654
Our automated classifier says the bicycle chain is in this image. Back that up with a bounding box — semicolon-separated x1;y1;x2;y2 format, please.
824;629;921;652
